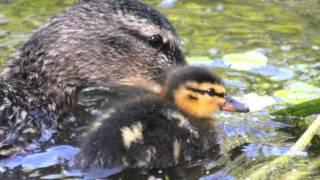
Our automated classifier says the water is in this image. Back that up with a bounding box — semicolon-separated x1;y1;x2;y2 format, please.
0;0;319;179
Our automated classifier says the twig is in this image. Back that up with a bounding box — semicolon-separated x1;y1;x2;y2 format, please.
247;115;320;180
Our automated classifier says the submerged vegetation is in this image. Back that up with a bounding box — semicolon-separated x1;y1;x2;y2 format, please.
273;98;320;117
0;0;319;179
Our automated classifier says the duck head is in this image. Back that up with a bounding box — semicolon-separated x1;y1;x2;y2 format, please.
164;66;249;118
2;0;185;113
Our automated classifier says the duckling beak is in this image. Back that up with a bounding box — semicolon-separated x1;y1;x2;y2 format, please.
221;97;250;113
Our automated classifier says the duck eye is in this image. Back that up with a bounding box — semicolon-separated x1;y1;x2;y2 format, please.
207;88;216;96
148;35;163;48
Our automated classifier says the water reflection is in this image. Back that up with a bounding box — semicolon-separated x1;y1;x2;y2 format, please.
0;145;79;170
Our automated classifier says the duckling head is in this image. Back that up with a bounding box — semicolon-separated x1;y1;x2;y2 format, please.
165;66;249;118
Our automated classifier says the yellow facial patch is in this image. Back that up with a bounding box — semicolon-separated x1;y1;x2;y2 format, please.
173;81;226;118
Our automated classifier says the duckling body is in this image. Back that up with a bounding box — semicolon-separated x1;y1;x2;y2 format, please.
0;0;185;156
75;66;249;170
76;98;218;169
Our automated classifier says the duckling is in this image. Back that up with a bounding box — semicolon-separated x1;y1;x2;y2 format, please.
75;66;249;170
0;0;185;156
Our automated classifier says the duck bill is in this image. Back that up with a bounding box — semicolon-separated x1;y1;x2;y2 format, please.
221;97;250;113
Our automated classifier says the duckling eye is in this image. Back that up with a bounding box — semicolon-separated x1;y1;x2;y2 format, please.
148;35;163;48
207;88;216;97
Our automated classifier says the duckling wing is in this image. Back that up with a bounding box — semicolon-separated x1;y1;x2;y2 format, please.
75;98;200;169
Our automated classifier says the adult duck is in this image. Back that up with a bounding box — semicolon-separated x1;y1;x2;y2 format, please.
0;0;185;156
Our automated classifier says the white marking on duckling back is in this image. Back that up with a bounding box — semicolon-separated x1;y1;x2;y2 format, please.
90;109;116;132
168;111;188;128
173;139;181;163
166;110;199;138
121;122;144;148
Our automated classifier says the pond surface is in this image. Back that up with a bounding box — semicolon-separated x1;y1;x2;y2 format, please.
0;0;320;179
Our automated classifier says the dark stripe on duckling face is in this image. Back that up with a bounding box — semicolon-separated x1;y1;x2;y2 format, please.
185;86;226;98
188;94;198;100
